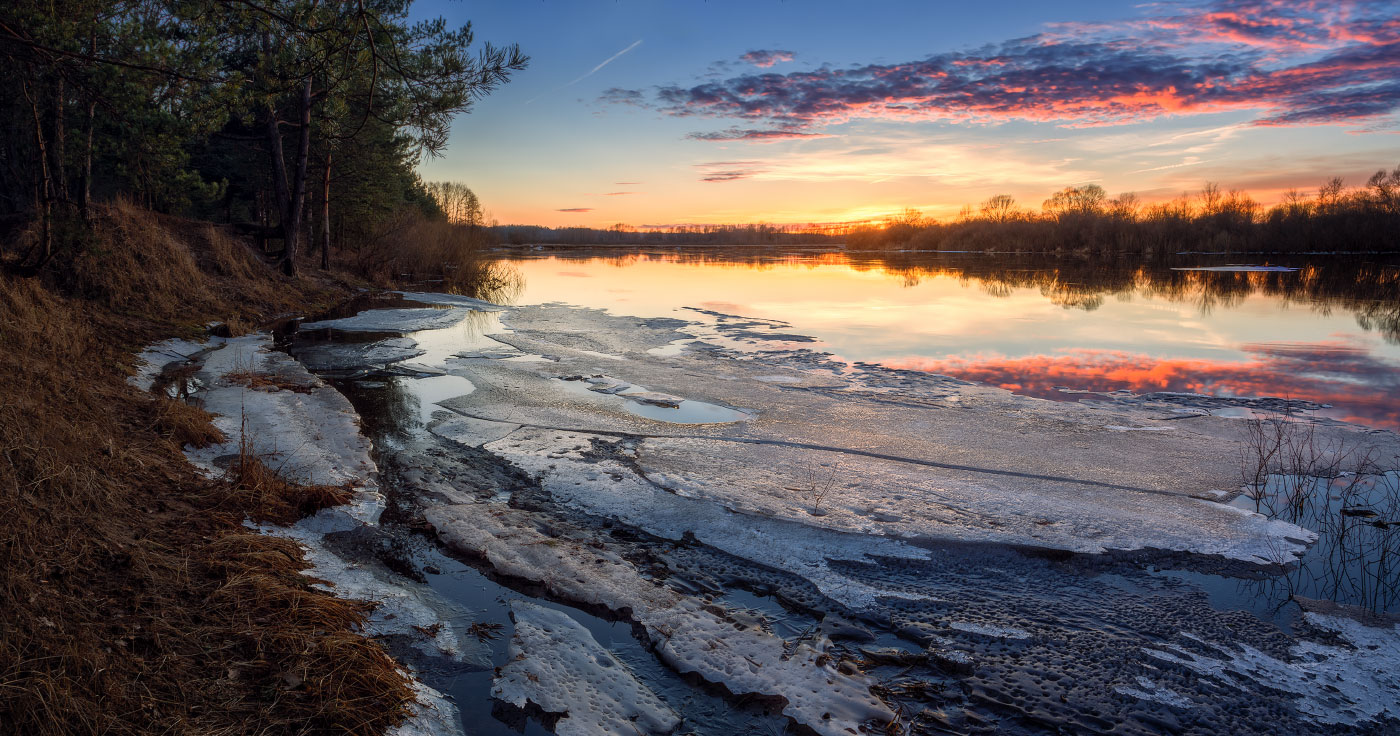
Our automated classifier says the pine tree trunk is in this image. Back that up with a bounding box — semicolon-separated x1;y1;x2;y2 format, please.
320;149;331;270
53;77;67;202
278;76;313;276
22;73;53;268
264;106;292;257
80;99;94;218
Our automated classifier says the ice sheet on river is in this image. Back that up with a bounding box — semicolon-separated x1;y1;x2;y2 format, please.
421;304;1381;567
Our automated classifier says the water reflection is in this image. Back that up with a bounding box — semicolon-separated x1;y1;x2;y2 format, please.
888;342;1400;429
496;247;1400;431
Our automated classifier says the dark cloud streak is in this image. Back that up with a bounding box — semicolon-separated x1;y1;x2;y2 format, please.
740;49;795;68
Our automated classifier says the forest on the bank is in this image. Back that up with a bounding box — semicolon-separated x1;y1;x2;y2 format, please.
848;175;1400;253
0;0;524;281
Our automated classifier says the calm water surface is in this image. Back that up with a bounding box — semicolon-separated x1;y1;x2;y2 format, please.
497;247;1400;430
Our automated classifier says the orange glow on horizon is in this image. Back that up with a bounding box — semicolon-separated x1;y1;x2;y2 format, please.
500;180;1361;230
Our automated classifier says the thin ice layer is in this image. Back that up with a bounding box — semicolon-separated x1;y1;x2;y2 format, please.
397;291;506;311
493;602;679;736
296;336;424;372
430;303;1348;565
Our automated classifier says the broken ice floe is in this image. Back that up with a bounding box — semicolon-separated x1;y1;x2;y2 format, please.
302;307;473;333
128;336;221;393
295;336;424;373
484;427;930;610
395;291;506;311
492;602;680;736
555;375;752;424
1171;265;1299;272
430;415;521;448
426;500;894;736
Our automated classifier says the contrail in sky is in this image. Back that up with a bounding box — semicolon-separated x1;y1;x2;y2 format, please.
527;39;642;104
569;39;643;86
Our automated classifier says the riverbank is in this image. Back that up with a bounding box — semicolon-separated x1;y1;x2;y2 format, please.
0;203;423;735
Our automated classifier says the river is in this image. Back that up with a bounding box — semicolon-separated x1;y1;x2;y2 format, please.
280;247;1400;736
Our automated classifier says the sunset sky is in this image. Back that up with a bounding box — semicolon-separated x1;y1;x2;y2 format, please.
414;0;1400;227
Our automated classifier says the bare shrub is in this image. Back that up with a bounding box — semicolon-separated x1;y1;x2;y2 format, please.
350;209;520;299
786;460;844;515
1237;412;1400;613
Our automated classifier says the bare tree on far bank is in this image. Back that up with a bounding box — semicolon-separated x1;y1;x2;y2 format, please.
847;168;1400;254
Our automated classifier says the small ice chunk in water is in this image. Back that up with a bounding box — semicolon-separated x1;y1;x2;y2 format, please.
492;602;680;736
949;621;1033;640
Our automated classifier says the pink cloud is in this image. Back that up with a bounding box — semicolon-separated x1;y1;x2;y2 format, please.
619;1;1400;136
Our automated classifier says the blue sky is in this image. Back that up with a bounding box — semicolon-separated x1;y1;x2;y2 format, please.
413;0;1400;226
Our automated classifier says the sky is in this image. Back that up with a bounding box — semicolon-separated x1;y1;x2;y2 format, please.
413;0;1400;227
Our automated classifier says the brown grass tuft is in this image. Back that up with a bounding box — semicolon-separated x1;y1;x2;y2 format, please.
217;430;354;525
152;397;226;448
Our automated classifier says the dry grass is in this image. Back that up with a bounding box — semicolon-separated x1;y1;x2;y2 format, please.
0;203;414;735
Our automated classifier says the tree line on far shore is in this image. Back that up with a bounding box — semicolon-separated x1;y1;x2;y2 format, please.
849;169;1400;253
492;222;842;247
